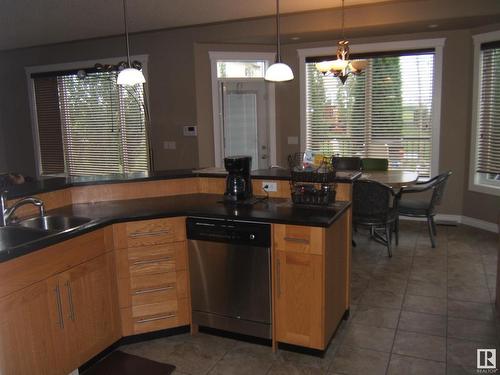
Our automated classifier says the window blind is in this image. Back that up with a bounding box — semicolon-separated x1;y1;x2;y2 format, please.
306;52;435;176
33;77;65;174
33;70;149;176
476;43;500;175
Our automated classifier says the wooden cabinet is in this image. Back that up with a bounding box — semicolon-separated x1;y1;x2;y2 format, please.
0;280;63;375
57;252;120;366
274;211;350;350
0;230;120;375
114;217;190;336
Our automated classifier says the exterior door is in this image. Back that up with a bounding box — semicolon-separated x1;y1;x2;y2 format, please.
220;81;270;170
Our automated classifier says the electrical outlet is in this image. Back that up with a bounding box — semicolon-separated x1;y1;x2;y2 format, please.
262;181;277;192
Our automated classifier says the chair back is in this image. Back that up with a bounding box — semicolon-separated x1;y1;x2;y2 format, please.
429;171;452;213
332;157;362;171
361;158;389;171
353;180;396;224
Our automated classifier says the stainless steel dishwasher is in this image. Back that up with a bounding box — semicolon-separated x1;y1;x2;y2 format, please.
187;217;271;339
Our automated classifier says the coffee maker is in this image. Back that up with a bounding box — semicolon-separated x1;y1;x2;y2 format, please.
224;156;253;202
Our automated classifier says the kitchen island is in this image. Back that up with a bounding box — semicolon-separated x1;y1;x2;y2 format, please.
0;170;356;374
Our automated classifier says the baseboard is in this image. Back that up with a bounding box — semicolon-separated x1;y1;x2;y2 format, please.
400;215;499;233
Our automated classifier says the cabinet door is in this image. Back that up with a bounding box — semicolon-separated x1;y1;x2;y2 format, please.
0;280;63;375
275;251;324;349
61;252;120;364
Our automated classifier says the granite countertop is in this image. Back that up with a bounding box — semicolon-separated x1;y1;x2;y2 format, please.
3;169;361;200
0;194;351;263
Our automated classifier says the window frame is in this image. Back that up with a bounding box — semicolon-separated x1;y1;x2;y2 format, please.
469;30;500;197
298;38;445;177
25;55;149;177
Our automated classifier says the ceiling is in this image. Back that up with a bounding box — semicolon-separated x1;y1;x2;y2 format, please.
0;0;402;51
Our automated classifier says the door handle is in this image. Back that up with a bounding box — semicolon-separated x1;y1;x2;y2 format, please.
132;256;173;266
283;237;309;244
65;280;75;321
276;258;281;298
129;229;170;238
54;284;64;329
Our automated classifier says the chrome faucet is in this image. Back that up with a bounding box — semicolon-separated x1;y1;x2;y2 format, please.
0;192;45;226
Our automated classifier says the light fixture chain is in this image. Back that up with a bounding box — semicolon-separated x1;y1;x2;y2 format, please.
123;0;131;67
276;0;281;62
341;0;345;41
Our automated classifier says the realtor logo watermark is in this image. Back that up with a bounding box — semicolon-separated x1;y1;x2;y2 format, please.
477;349;498;373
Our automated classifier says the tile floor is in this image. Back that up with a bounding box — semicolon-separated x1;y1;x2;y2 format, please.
120;221;499;375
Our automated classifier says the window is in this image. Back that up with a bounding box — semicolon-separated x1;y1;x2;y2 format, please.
470;31;500;196
216;61;266;78
31;67;149;176
305;50;435;176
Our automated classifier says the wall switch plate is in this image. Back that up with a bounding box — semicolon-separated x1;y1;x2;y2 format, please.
262;181;278;192
163;141;177;150
183;125;198;136
288;136;299;145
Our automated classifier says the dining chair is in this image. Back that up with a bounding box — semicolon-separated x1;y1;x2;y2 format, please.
353;179;400;257
397;170;452;248
361;158;389;171
332;156;362;171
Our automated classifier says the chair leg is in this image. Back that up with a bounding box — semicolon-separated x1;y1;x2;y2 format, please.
385;223;392;257
370;226;375;238
430;216;437;236
394;217;399;246
427;216;436;248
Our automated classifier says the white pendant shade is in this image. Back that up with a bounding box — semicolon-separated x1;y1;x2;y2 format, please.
265;62;294;82
117;68;146;86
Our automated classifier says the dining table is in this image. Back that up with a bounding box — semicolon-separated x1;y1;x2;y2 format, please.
359;170;419;188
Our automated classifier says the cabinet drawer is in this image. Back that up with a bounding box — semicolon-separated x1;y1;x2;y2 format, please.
130;270;188;306
114;217;186;249
274;224;324;255
132;298;178;318
122;298;189;335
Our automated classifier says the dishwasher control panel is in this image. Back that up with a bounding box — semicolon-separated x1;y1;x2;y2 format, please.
186;217;270;247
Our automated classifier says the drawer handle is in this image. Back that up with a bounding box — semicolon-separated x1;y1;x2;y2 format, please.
133;285;175;295
283;237;310;244
136;313;176;324
132;256;173;266
129;229;170;238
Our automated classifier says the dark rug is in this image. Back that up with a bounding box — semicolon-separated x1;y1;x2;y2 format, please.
84;351;176;375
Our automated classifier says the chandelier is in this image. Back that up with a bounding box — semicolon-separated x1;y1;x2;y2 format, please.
315;0;367;84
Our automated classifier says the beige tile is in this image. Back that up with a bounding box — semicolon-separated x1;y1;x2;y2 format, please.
448;285;491;303
268;350;330;375
406;279;447;298
447;317;498;344
208;342;277;375
447;299;495;321
387;354;445;375
368;276;408;294
399;310;446;336
342;324;395;352
351;305;400;329
358;289;404;309
393;331;446;362
410;268;447;284
403;294;447;316
329;345;389;375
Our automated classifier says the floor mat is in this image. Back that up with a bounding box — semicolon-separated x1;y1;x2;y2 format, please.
84;351;176;375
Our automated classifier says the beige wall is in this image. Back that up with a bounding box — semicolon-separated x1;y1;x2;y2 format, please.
0;0;499;223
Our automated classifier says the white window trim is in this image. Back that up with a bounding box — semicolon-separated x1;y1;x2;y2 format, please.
209;51;277;168
25;55;149;177
469;30;500;197
297;38;445;177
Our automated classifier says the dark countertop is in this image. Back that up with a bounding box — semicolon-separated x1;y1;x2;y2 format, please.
3;169;361;200
0;194;351;263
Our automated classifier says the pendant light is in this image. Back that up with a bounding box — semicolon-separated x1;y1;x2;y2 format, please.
315;0;367;84
265;0;294;82
117;0;146;86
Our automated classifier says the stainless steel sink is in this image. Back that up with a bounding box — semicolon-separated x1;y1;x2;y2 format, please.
17;215;92;232
0;226;49;248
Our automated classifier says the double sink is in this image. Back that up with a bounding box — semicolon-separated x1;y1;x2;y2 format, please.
0;215;92;249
